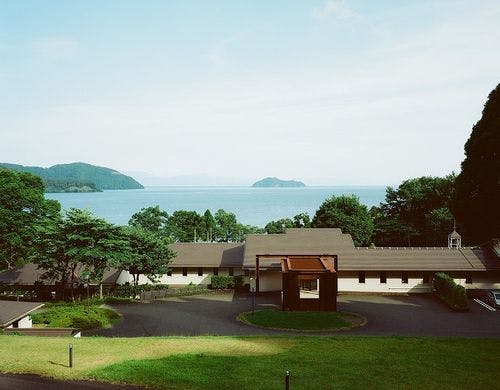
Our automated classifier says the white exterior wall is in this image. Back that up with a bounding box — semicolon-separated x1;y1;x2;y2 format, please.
454;275;500;290
115;270;130;285
338;272;432;293
259;272;282;292
134;267;245;287
17;315;32;328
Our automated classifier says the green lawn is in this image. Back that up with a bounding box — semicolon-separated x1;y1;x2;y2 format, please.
239;309;362;330
31;303;120;330
0;335;498;389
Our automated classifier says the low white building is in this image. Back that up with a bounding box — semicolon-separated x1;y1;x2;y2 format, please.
135;228;500;294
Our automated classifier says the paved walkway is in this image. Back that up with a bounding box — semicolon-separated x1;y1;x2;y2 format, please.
87;292;500;337
0;374;140;390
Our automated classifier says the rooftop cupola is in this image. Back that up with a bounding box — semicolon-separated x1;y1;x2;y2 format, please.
448;223;461;249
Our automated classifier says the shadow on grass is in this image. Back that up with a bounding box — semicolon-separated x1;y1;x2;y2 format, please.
49;360;69;368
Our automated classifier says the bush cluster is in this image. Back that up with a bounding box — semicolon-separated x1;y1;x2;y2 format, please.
107;283;169;298
31;305;120;330
210;275;243;289
433;272;468;311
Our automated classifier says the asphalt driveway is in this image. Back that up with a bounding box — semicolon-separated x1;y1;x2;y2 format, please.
86;292;500;337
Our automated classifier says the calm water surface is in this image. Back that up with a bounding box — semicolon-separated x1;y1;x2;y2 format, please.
46;186;387;227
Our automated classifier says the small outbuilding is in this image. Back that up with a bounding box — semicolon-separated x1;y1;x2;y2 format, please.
0;300;44;329
255;254;338;311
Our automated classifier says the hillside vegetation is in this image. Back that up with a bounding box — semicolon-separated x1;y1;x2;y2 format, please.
252;177;306;187
0;162;144;192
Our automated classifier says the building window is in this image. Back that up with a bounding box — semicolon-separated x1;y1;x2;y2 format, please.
422;272;429;284
167;270;172;276
358;271;365;284
182;267;188;276
402;272;408;284
380;272;387;284
229;267;234;276
213;267;218;276
465;274;472;284
198;267;203;276
244;269;250;277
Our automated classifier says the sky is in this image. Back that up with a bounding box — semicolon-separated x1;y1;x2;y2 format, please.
1;0;499;185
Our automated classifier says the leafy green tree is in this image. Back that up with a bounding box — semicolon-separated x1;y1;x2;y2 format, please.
34;208;130;299
293;212;311;228
202;209;216;241
372;176;456;246
265;218;294;234
121;227;175;285
0;169;60;270
213;209;239;241
167;210;203;242
453;84;500;244
129;205;169;236
312;195;373;246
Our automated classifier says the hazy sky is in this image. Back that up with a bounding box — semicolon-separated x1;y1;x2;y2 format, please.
1;1;499;185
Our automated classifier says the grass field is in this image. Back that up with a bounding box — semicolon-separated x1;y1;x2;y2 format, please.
238;309;358;330
0;335;499;389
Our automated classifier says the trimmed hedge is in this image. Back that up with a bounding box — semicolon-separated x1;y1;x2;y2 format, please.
210;275;243;289
433;272;468;311
106;284;169;298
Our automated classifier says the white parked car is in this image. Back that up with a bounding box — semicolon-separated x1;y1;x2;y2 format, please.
486;290;500;308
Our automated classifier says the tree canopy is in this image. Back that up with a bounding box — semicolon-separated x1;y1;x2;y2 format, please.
453;83;500;244
312;195;373;246
265;213;311;234
121;226;174;285
129;205;169;236
34;208;130;299
371;176;456;246
0;168;60;270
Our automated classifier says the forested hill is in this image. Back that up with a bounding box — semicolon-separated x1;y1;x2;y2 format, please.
0;162;144;192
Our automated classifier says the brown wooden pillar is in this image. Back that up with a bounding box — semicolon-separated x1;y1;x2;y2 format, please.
255;256;260;294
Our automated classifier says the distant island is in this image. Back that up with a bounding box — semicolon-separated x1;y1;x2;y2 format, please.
0;162;144;193
251;177;306;188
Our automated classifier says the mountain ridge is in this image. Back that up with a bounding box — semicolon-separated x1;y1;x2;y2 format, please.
0;162;144;192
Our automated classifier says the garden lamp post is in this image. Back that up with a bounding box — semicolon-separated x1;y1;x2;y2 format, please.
250;277;256;314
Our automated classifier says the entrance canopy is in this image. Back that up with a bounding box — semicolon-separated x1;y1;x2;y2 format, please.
255;254;338;311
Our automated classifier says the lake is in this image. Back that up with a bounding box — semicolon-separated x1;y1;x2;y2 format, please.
46;186;387;227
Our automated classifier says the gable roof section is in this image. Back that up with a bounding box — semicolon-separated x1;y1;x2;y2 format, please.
169;243;245;267
0;263;126;286
243;228;355;268
0;301;44;328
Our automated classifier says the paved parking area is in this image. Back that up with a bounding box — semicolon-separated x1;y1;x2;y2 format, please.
86;292;500;337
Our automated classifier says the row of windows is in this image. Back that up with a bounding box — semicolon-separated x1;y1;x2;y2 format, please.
358;272;472;284
166;267;235;277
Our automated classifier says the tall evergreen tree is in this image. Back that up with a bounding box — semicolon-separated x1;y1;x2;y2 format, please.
453;84;500;244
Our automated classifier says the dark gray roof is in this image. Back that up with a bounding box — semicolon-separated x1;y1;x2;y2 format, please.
169;243;244;267
243;228;500;271
448;230;461;238
0;300;44;327
0;264;125;286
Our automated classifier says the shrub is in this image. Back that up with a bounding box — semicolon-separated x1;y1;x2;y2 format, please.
31;305;120;330
211;275;235;289
433;272;468;311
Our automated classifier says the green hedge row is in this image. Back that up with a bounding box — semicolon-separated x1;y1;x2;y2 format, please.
210;275;243;289
106;283;169;298
433;272;468;311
